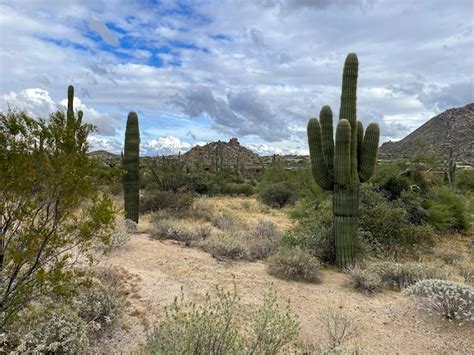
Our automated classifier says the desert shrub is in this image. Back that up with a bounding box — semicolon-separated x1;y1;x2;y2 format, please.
240;200;252;210
140;190;194;215
454;259;474;284
153;219;211;246
434;249;465;265
221;182;255;196
404;279;473;323
456;169;474;191
107;218;132;250
74;277;125;336
191;196;215;221
359;187;435;257
0;109;116;330
347;267;382;294
146;285;243;354
267;247;321;283
371;261;448;290
320;308;359;350
245;220;281;260
246;288;299;354
145;285;299;354
281;200;335;264
7;306;90;354
199;234;250;260
423;186;470;232
259;182;298;208
213;212;236;231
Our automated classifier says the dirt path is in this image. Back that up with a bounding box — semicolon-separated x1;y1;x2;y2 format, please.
93;233;473;354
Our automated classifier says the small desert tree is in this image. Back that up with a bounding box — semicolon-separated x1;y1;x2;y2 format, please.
0;91;115;331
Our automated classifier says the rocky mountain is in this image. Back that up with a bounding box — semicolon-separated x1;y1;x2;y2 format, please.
182;138;263;170
379;103;474;164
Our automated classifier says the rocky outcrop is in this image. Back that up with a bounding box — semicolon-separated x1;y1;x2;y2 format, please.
379;103;474;164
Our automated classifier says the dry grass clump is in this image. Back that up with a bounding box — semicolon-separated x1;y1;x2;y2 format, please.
267;247;321;283
198;233;250;260
346;267;383;295
369;261;450;290
152;218;211;246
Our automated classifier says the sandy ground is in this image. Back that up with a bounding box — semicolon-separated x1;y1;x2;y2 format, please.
92;196;473;354
93;232;473;354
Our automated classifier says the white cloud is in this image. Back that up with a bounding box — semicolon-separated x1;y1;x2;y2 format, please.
142;136;193;156
0;0;472;152
4;88;121;136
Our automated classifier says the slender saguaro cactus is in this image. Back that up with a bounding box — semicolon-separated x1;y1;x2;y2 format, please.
65;85;84;152
123;112;140;223
307;53;380;268
444;147;456;187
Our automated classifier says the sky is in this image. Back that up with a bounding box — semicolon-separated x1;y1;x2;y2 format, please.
0;0;473;156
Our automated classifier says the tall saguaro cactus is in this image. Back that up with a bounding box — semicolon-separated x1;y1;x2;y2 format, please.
123;112;140;223
65;85;84;152
307;53;380;268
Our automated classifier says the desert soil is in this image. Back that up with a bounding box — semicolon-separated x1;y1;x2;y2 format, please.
93;197;474;354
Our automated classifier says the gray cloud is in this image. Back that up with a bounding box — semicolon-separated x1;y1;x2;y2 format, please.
0;0;472;150
418;80;474;112
88;19;120;46
171;87;293;142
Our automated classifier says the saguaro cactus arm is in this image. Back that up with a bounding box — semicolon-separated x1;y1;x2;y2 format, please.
307;118;334;190
358;123;380;182
334;119;351;186
320;105;334;177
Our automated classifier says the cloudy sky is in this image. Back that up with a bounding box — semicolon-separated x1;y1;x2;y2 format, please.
1;0;472;155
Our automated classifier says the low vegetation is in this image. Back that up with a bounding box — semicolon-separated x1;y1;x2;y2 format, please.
404;279;473;323
145;284;299;354
267;247;321;283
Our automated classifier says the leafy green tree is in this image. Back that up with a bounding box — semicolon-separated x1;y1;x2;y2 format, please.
0;101;115;331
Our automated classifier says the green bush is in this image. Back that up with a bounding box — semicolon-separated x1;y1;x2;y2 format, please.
267;247;321;283
221;182;255;196
1;107;115;331
347;267;382;294
259;182;298;208
456;169;474;191
423;186;470;232
145;285;299;354
359;187;435;257
280;200;335;263
140;191;194;215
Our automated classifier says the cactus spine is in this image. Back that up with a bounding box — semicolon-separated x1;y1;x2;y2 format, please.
307;53;380;268
123;112;140;223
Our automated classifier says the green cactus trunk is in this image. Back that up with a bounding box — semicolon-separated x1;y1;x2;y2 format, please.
123;112;140;223
307;54;380;268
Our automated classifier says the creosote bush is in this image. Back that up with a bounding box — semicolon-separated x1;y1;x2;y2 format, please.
1;103;116;332
404;279;473;323
267;247;321;283
145;284;299;354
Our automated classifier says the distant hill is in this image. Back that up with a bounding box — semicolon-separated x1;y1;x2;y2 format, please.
379;103;474;164
183;138;263;170
89;150;121;166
